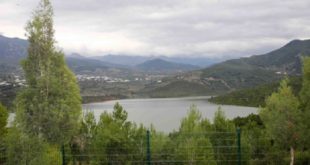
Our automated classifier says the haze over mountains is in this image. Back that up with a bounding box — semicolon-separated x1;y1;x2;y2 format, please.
0;35;219;75
1;34;310;104
93;55;221;67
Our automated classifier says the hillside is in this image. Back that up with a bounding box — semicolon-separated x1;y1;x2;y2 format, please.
135;58;200;73
143;81;221;98
0;36;116;74
200;39;310;88
0;35;28;74
1;35;310;103
148;39;310;96
208;76;302;107
0;35;28;63
0;36;134;77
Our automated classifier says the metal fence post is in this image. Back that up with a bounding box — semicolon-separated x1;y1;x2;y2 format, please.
146;130;151;165
62;145;66;165
237;127;241;165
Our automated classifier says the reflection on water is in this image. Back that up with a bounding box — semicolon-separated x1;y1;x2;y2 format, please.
83;96;258;133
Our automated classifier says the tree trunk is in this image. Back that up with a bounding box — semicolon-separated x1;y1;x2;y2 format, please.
290;146;294;165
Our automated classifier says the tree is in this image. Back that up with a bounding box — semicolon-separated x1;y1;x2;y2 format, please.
260;78;302;165
91;102;137;164
15;0;81;145
70;111;97;164
0;103;8;164
0;103;8;141
6;127;61;165
210;107;236;165
299;57;310;148
172;105;216;165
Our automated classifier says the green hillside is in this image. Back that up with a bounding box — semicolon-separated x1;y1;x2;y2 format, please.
148;39;310;96
200;39;310;89
145;81;221;98
201;61;282;89
209;76;302;107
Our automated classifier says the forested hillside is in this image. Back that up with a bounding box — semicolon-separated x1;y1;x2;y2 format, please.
209;76;302;107
149;39;310;97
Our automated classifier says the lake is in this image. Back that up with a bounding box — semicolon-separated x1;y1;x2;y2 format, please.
83;96;258;133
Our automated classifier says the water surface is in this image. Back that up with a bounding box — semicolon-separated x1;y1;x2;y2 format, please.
83;96;257;132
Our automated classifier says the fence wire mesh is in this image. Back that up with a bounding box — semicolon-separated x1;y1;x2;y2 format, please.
0;130;309;165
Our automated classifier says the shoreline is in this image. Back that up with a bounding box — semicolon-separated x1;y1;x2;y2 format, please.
82;95;213;104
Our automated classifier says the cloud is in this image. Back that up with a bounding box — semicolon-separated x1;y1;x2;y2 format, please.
1;0;310;58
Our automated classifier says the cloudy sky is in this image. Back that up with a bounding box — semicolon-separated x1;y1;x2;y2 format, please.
1;0;310;58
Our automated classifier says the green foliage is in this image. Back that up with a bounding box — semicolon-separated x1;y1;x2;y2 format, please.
148;81;217;98
234;115;274;165
202;61;281;90
90;102;146;164
233;114;263;128
0;84;20;110
0;103;8;140
209;82;279;107
259;78;303;164
6;127;61;165
209;76;302;107
15;0;81;145
210;107;236;165
149;126;170;163
201;39;310;92
260;79;302;148
69;111;97;164
299;57;310;148
0;103;8;164
169;105;216;164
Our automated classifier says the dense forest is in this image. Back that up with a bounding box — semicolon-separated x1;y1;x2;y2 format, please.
209;76;303;107
0;0;310;164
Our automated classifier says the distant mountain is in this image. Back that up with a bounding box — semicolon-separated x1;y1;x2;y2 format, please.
92;55;220;67
66;56;110;72
224;39;310;74
2;34;310;97
92;55;150;66
147;39;310;96
0;36;129;75
0;35;28;74
0;35;28;62
68;53;86;59
135;58;200;73
0;35;207;75
200;39;310;88
67;53;129;71
159;56;222;67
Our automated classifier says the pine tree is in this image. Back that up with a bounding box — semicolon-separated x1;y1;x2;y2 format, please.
210;107;236;165
15;0;81;145
260;78;301;165
174;105;216;165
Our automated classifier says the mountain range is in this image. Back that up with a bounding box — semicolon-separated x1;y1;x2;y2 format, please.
0;35;209;75
93;54;221;67
144;39;310;97
1;34;310;101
